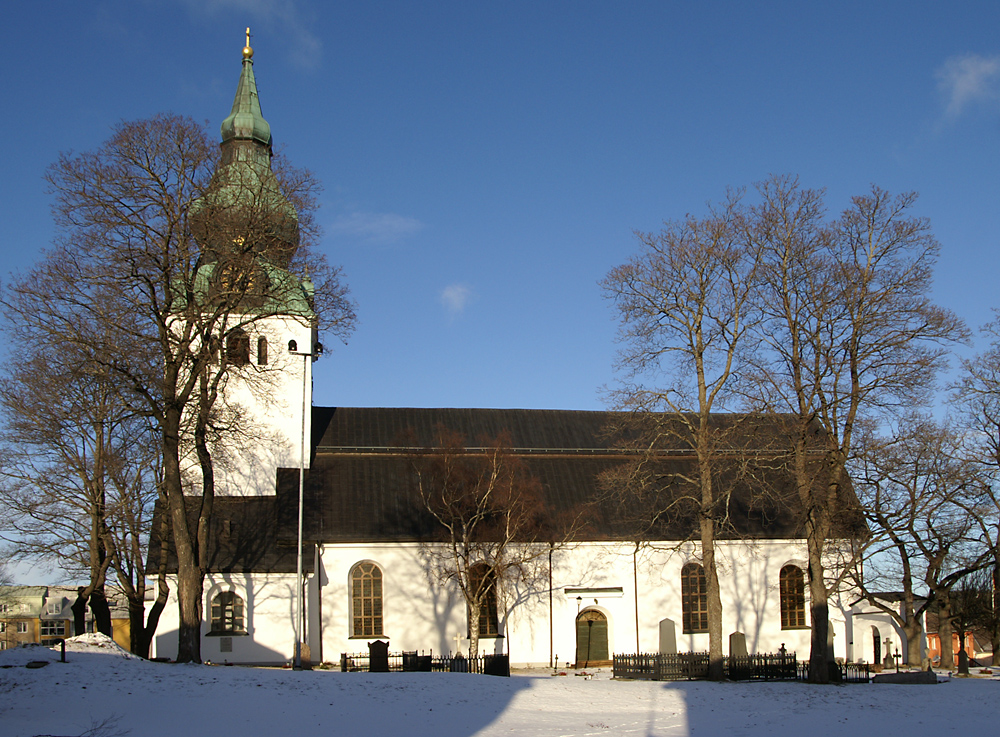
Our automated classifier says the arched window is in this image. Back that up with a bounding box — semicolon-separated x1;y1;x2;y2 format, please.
256;336;268;365
469;564;499;637
681;562;708;634
779;564;807;629
226;328;250;365
210;591;245;634
350;562;383;638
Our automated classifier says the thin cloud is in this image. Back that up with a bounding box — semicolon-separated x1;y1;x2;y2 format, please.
440;284;472;316
177;0;322;68
935;53;1000;120
328;212;425;244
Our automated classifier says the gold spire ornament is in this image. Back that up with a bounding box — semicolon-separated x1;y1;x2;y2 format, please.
243;27;253;60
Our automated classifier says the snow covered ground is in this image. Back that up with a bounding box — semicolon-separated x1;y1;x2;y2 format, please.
1;635;996;737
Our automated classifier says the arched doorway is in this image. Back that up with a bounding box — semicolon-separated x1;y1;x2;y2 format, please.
575;610;610;668
872;626;881;665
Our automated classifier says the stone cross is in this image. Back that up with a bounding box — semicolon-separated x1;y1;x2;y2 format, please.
453;632;464;655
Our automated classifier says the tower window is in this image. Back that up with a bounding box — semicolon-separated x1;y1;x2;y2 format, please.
257;336;268;365
226;328;250;365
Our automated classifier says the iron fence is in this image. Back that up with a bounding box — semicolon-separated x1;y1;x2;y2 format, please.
615;651;871;683
613;652;711;680
795;660;870;683
614;651;797;682
726;652;798;681
339;650;510;677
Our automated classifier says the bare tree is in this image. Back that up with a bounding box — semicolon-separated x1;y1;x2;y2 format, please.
747;176;966;682
4;113;355;662
601;194;762;679
852;417;985;666
411;428;561;661
952;314;1000;664
0;319;169;655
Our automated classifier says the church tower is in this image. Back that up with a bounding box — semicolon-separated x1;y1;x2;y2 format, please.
186;31;319;497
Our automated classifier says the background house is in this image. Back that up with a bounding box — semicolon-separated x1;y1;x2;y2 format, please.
0;585;131;650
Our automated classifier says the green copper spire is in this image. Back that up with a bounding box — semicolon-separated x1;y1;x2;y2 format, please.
190;30;301;273
220;29;272;149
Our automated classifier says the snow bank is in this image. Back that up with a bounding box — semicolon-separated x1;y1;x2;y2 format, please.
1;653;998;737
0;632;143;667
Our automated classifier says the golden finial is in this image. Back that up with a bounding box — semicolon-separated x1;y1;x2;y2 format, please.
242;27;254;60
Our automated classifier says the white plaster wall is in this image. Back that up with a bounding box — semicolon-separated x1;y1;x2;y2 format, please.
848;604;924;665
179;314;316;498
150;539;854;667
316;538;851;668
151;571;317;665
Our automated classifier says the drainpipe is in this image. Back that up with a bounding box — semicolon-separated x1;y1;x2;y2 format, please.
314;543;322;664
548;543;554;669
633;544;640;653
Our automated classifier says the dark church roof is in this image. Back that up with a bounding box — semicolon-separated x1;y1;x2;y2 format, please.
149;407;864;574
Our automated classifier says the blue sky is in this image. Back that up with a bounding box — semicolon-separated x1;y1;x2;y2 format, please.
3;1;999;413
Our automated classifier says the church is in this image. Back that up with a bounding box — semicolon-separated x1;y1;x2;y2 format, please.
149;38;868;669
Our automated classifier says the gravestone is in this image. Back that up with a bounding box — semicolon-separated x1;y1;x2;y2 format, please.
369;639;389;673
658;618;677;655
729;631;748;658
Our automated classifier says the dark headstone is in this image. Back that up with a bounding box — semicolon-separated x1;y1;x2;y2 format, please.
402;651;418;672
484;654;510;677
368;639;389;673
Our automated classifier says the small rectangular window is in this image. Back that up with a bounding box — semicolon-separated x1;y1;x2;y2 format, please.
16;622;28;634
46;600;61;616
40;621;64;637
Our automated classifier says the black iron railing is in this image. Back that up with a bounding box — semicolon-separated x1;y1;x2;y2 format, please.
339;650;510;677
614;651;872;683
614;651;798;681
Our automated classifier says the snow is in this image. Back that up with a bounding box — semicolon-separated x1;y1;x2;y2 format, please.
1;635;996;737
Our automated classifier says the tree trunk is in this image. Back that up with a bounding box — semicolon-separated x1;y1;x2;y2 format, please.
163;414;202;664
133;512;173;658
138;573;170;660
700;515;724;681
127;594;145;657
992;533;1000;666
468;605;480;662
992;565;1000;669
903;618;922;666
71;587;88;636
938;597;954;669
807;546;832;682
89;586;112;638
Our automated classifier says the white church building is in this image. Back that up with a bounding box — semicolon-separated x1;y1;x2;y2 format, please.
149;40;868;669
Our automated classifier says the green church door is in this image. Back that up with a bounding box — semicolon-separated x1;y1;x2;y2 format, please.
575;610;609;667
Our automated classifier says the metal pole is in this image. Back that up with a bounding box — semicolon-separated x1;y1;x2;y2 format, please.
294;351;307;669
287;344;316;669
